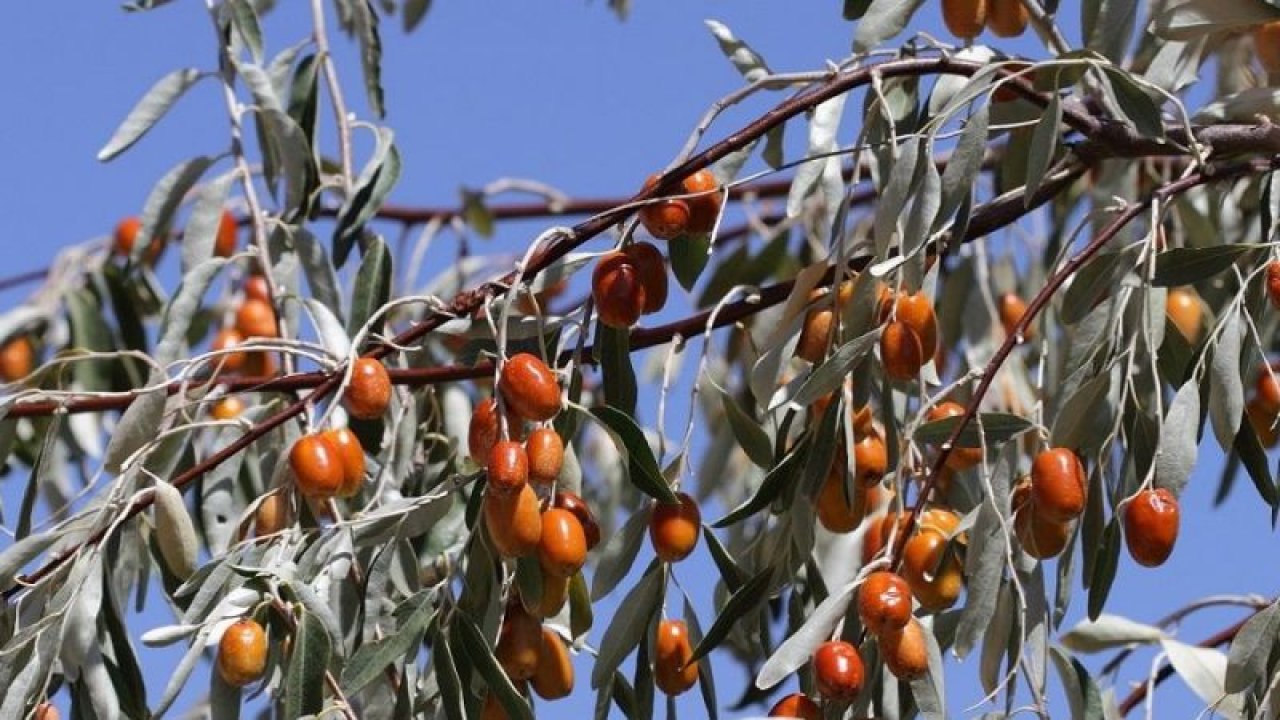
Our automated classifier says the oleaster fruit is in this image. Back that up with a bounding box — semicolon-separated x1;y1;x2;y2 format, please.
856;570;913;637
530;628;574;700
812;640;865;701
290;433;345;498
322;427;365;498
653;619;699;696
216;618;268;687
0;336;34;382
942;0;988;40
767;693;822;719
1030;447;1088;522
986;0;1028;37
485;484;543;558
1123;487;1180;567
525;427;564;486
537;508;588;578
499;353;561;422
880;617;930;680
649;492;701;562
343;357;392;420
592;249;646;329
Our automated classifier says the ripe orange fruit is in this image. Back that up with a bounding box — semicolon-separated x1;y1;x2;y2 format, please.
495;605;542;681
998;292;1031;341
767;692;821;719
593;251;646;329
0;336;35;382
942;0;988;39
216;618;268;687
1258;367;1280;414
681;168;724;234
525;428;564;486
235;298;278;339
857;571;912;636
531;627;574;700
1123;488;1180;567
211;395;245;420
625;241;669;314
890;292;938;361
649;492;701;562
290;434;344;498
1030;448;1087;522
1257;22;1280;74
654;619;699;696
469;398;521;466
323;427;365;498
1248;397;1280;448
812;640;864;701
852;431;888;485
499;353;561;422
210;328;247;373
987;0;1028;37
33;701;59;720
113;216;165;264
539;508;588;578
860;510;914;565
901;529;964;610
553;491;601;550
487;440;530;495
534;571;570;618
1166;288;1202;343
1014;503;1072;559
243;274;271;303
795;307;834;364
880;617;929;680
880;321;924;381
485;484;543;558
639;174;693;240
816;471;879;533
344;357;392;420
254;491;292;536
926;401;983;470
215;210;238;258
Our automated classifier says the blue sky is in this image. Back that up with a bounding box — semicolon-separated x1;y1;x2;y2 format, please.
0;2;1274;718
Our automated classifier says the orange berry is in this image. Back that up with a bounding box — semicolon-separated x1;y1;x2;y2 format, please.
891;292;938;361
211;395;245;420
625;241;669;314
926;401;983;470
210;328;247;373
235;298;278;339
243;274;271;303
880;321;924;381
290;434;344;498
816;471;878;533
113;216;165;264
216;618;268;687
215;210;238;258
344;358;392;420
852;431;888;485
1166;288;1202;343
525;428;564;486
857;571;912;636
323;428;365;498
999;292;1032;341
861;511;914;566
0;336;35;382
1030;448;1087;522
531;627;575;700
880;617;930;680
538;509;588;578
1259;367;1280;414
254;492;292;536
469;398;521;466
901;530;964;611
1014;503;1072;560
533;571;570;619
1123;488;1179;567
943;0;988;39
795;308;834;364
499;353;561;423
812;640;864;701
654;619;699;696
767;693;822;719
1257;22;1280;75
552;491;601;550
485;484;543;558
649;492;701;563
639;174;692;240
1248;397;1280;448
681;168;723;234
495;605;542;681
592;251;646;329
987;0;1028;37
487;440;529;495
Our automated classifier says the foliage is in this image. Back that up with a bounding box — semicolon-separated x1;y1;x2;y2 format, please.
5;0;1280;718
